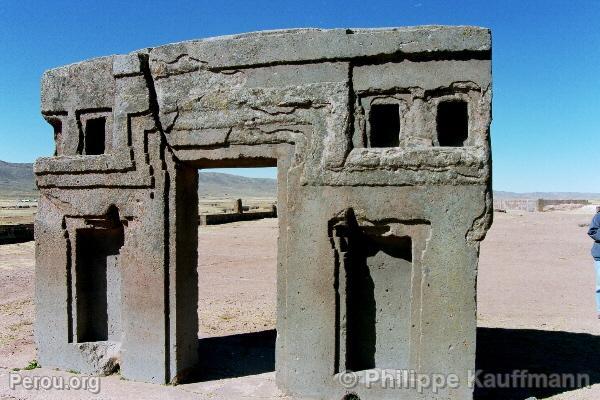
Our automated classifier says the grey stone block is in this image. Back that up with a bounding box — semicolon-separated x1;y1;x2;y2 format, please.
35;26;493;399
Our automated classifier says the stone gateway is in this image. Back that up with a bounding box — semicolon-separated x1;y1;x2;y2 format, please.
35;26;493;399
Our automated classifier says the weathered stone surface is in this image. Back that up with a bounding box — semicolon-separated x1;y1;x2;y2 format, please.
35;26;492;399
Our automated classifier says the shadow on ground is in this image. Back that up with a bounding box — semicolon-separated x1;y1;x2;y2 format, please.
185;329;276;382
475;327;600;399
182;327;600;400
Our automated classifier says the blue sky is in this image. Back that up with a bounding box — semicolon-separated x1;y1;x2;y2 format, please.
1;1;598;191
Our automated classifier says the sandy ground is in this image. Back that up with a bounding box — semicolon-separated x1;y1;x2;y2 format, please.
1;211;600;399
197;220;277;337
476;209;600;399
478;210;600;335
0;241;35;369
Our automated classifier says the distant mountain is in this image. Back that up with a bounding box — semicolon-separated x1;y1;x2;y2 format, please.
494;191;600;200
0;160;36;197
198;172;276;198
3;160;598;201
0;161;276;199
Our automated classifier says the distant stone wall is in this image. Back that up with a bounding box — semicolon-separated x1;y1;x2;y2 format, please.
199;199;277;225
0;223;34;244
199;210;276;225
493;198;589;212
538;199;589;209
493;199;540;212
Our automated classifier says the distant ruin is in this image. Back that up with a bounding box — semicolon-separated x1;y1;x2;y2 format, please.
35;26;492;399
494;198;590;212
198;198;277;225
0;223;34;244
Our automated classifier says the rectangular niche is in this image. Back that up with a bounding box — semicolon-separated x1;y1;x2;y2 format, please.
437;100;469;147
76;109;112;156
330;210;430;373
355;95;408;149
369;103;400;147
75;225;124;342
84;117;107;155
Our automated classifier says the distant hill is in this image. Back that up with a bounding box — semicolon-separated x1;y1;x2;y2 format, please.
0;161;277;199
198;172;276;198
0;160;36;198
494;191;600;200
3;160;599;201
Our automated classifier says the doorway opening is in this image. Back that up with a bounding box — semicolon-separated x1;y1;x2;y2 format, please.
195;166;278;381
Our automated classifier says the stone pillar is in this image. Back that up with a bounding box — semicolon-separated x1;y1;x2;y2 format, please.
234;198;243;214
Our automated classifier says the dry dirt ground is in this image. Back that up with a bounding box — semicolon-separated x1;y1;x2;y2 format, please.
1;211;600;399
197;220;277;337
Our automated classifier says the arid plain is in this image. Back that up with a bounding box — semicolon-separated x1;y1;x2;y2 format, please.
1;205;600;399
